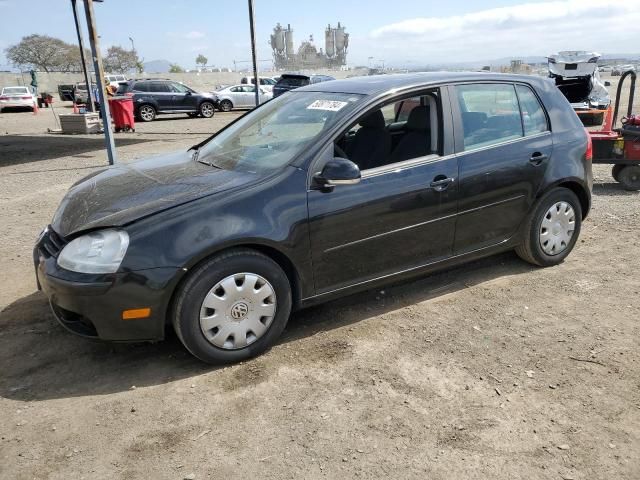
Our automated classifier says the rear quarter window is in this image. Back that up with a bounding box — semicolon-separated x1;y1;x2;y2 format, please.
515;85;549;135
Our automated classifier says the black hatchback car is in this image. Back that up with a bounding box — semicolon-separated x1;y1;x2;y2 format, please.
116;78;217;122
272;73;335;97
35;73;592;364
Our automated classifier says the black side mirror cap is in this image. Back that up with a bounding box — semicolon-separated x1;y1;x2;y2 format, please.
313;157;361;189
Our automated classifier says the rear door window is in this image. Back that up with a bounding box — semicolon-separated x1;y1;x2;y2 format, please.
455;83;523;150
133;82;150;92
515;85;549;136
149;82;171;93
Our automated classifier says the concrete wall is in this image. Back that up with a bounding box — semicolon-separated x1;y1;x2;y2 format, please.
0;69;369;98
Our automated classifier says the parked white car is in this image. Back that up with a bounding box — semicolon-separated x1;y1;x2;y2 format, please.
547;51;610;110
0;86;36;112
214;84;272;111
240;76;277;93
612;64;636;76
105;74;127;88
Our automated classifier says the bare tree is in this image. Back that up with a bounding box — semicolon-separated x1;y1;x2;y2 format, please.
5;35;72;72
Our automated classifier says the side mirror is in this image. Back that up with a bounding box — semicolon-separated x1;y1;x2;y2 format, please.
604;81;611;87
185;91;192;95
314;157;361;188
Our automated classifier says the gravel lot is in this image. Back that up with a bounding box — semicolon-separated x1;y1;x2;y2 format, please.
1;83;639;480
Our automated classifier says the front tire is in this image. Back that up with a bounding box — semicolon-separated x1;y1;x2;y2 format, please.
199;101;215;118
612;164;625;182
515;188;582;267
219;99;233;112
172;249;292;364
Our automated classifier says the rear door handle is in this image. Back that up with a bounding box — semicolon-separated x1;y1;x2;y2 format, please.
430;176;455;191
529;152;548;165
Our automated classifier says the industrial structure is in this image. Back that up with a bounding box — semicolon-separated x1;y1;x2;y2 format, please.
270;22;348;70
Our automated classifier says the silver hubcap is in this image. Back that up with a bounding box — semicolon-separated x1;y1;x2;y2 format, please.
140;106;154;121
201;103;213;116
221;101;231;111
539;201;575;255
199;273;276;350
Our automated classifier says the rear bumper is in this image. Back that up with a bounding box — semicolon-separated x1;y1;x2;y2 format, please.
0;100;34;108
34;241;182;342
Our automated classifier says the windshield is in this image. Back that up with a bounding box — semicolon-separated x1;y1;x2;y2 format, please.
198;91;364;173
3;87;29;95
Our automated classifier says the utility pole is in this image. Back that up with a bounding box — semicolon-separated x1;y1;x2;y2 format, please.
248;0;260;107
83;0;117;165
71;0;95;111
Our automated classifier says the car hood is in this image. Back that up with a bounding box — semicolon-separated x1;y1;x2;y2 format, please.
51;150;259;237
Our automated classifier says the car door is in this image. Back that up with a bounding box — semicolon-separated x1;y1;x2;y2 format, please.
241;85;258;107
449;82;552;254
149;81;173;110
168;82;198;111
307;88;459;294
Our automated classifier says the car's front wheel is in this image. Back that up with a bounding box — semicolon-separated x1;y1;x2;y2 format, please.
219;99;233;112
199;101;215;118
515;187;582;267
172;249;292;364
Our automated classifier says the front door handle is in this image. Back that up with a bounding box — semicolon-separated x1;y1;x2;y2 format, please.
430;176;455;191
529;152;548;165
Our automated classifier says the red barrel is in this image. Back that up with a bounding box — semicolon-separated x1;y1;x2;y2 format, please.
108;96;135;132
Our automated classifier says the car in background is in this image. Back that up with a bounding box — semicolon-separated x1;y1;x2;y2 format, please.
35;72;592;364
116;78;217;122
0;86;36;112
213;84;272;111
73;82;96;104
612;64;636;76
105;74;127;88
547;51;610;111
272;73;335;97
240;76;277;92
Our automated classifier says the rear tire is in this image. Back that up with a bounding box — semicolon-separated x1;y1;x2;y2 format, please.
618;165;640;191
137;104;156;122
612;164;625;182
219;100;233;112
515;188;582;267
172;249;292;364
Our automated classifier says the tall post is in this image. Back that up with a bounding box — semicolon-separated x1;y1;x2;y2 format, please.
248;0;260;107
71;0;95;112
83;0;117;165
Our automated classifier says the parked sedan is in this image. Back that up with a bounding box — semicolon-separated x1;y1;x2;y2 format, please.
35;72;592;364
0;86;36;112
213;84;272;111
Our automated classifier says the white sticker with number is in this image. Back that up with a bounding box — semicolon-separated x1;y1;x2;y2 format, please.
307;100;349;111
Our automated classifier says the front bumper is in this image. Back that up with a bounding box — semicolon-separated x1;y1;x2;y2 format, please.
34;229;183;342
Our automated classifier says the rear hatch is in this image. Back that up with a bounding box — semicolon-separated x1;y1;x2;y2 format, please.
273;75;310;97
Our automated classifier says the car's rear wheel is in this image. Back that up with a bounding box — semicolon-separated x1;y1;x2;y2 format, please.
515;187;582;267
172;249;292;364
199;101;215;118
137;104;156;122
618;165;640;191
219;100;233;112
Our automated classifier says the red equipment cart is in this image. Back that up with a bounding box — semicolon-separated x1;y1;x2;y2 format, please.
589;71;639;190
108;96;135;132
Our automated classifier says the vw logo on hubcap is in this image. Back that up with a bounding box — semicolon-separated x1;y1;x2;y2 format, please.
230;301;249;320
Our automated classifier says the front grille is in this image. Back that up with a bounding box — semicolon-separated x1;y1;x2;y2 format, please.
40;227;68;258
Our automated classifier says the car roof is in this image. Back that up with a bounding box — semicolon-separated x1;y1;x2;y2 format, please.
294;72;548;95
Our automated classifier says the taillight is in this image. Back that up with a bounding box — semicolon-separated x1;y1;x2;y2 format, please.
21;96;32;100
0;96;7;100
585;131;593;162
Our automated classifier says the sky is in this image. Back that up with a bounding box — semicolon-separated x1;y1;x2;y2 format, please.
0;0;639;70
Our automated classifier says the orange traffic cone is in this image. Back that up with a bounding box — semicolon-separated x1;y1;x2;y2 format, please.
33;100;39;115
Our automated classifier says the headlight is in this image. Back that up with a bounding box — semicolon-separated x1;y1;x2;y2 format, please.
57;229;129;274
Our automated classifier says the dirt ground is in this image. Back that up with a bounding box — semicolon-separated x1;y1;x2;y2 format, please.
1;78;639;480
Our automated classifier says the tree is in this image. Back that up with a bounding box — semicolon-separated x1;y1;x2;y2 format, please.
195;54;208;68
103;46;140;73
169;63;184;73
6;35;72;72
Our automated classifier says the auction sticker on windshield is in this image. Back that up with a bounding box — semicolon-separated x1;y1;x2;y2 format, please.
307;100;349;111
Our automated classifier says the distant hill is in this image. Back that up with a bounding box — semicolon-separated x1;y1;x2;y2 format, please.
142;59;172;73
